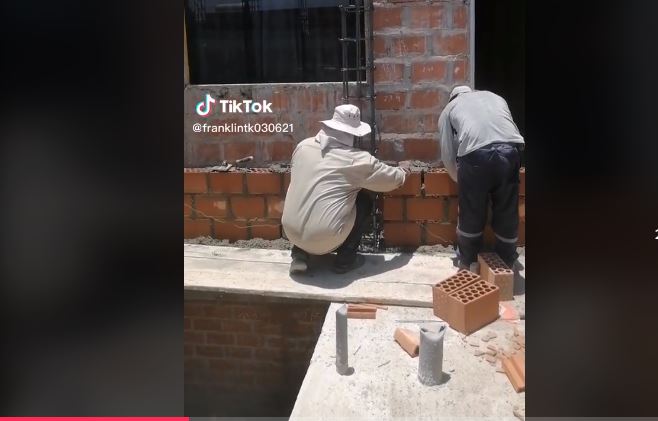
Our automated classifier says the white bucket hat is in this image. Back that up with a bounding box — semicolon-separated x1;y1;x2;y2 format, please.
320;104;371;137
449;85;472;101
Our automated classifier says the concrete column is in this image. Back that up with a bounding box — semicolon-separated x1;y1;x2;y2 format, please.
335;304;350;375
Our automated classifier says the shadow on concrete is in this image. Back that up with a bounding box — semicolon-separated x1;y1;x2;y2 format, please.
290;252;414;289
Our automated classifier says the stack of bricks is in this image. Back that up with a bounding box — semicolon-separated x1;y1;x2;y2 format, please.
373;0;470;163
432;269;500;335
184;293;328;415
185;167;525;247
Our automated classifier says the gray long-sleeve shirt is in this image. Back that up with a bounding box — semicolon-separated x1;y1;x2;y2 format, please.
439;90;524;181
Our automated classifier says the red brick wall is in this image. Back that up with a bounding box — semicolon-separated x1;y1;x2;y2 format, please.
185;0;471;167
373;0;470;163
184;167;526;247
184;292;328;416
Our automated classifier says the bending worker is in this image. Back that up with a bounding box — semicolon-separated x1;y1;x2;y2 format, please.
438;86;525;268
282;104;405;274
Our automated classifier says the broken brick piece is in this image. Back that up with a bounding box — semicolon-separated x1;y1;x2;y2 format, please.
503;352;525;392
478;252;514;301
347;310;377;319
394;328;420;357
347;304;379;313
445;280;500;335
432;269;481;321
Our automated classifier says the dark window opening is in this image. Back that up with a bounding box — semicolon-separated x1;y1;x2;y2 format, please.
475;0;525;142
184;0;358;84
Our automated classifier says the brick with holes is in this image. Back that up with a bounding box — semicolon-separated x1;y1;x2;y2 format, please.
478;252;514;301
446;279;500;334
432;269;480;321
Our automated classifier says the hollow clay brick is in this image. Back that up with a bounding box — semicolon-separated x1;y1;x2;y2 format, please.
478;252;514;301
394;328;420;357
432;269;480;321
446;280;500;335
387;171;421;196
424;169;458;196
246;171;282;194
503;352;525;392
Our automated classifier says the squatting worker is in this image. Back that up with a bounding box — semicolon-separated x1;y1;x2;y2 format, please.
282;104;405;274
438;86;525;268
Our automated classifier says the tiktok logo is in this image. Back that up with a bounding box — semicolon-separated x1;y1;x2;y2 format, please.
196;94;216;116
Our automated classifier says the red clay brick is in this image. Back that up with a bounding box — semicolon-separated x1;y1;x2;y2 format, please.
411;60;447;83
224;142;257;162
447;198;459;222
519;197;525;223
410;89;442;109
283;172;291;194
434;32;468;55
424;169;458;195
196;345;224;358
236;334;263;347
374;62;405;83
425;222;457;245
503;352;525;392
213;221;249;241
453;58;468;83
402;138;439;161
206;333;235;345
394;327;420;357
184;218;211;238
184;195;193;217
518;221;525;246
478;252;514;301
383;197;404;221
432;269;481;320
409;4;445;28
184;302;206;317
375;92;406;110
374;36;387;58
271;91;290;111
373;6;402;30
204;305;231;318
380;113;438;134
184;172;208;193
230;196;265;219
195;195;229;218
225;347;253;359
222;319;252;332
296;90;328;112
208;172;244;194
387;171;421;196
193;318;223;331
406;198;442;221
446;279;500;334
452;4;468;29
383;222;421;247
267;141;295;162
391;35;426;56
251;222;281;240
246;172;282;194
185;331;205;344
266;196;284;218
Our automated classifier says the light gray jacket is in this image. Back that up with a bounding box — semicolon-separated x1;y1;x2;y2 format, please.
282;130;405;255
439;90;524;181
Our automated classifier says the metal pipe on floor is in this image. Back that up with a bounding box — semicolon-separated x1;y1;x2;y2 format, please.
418;324;447;385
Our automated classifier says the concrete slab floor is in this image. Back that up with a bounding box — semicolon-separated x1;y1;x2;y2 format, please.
184;244;526;308
291;304;525;420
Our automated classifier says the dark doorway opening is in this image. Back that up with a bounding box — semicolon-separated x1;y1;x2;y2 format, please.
475;0;525;140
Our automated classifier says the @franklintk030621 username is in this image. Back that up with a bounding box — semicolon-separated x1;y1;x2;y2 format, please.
192;122;294;133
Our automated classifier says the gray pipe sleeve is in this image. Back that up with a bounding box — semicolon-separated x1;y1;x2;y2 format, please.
336;304;350;375
418;324;447;385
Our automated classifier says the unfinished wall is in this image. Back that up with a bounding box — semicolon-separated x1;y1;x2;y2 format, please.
184;0;470;167
183;167;525;247
184;291;328;416
373;0;470;162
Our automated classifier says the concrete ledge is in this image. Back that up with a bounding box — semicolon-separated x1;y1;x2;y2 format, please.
184;244;464;307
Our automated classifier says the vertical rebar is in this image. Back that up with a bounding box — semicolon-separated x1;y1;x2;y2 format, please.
355;0;362;91
418;324;447;386
340;1;349;103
